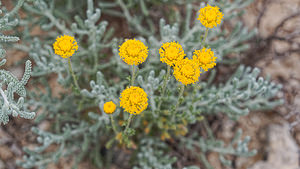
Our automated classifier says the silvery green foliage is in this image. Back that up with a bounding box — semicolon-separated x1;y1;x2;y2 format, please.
16;0;283;168
18;65;118;168
81;71;120;113
0;61;35;124
183;129;256;167
26;81;77;123
0;0;35;125
133;139;177;169
27;38;65;77
0;0;20;64
18;112;110;168
137;70;166;113
191;65;283;120
20;0;114;79
100;0;255;64
134;139;201;169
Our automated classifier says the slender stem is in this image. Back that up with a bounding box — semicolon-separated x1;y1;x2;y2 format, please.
198;152;214;169
157;65;171;110
131;65;135;86
124;65;136;134
201;27;209;48
117;0;152;36
172;84;185;122
90;29;98;73
124;113;133;133
174;84;185;113
9;0;25;16
110;114;118;134
0;88;9;106
44;10;70;35
68;58;80;90
191;140;252;156
93;54;98;73
203;118;214;140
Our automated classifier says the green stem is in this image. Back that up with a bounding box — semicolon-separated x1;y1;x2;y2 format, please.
123;65;136;134
203;118;214;140
68;58;80;90
9;0;25;16
174;84;185;113
0;88;9;105
131;65;135;86
201;27;209;48
117;0;152;36
173;84;185;121
157;65;171;110
124;113;133;133
110;114;118;134
93;54;98;73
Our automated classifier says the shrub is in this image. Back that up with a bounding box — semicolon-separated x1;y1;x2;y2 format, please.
0;0;283;168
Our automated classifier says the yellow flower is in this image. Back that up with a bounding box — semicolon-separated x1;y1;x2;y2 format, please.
198;5;223;28
119;120;124;126
144;127;150;134
143;120;148;126
115;132;123;144
119;39;149;65
53;35;78;58
173;58;201;85
103;101;116;114
193;48;217;71
175;124;188;136
159;41;185;66
160;131;171;141
119;86;148;115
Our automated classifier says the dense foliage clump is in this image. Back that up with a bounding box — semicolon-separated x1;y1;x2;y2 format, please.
0;0;283;168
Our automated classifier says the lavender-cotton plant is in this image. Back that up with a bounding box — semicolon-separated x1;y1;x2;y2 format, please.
0;0;283;169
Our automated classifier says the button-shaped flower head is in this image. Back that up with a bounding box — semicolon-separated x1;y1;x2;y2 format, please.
159;41;185;67
193;48;217;71
119;39;149;65
120;86;148;115
103;101;116;114
173;58;201;85
198;5;223;28
53;35;78;58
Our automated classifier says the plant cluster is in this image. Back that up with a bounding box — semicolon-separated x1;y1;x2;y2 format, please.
0;0;35;125
0;0;283;169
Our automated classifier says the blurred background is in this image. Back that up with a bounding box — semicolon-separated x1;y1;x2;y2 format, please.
0;0;300;169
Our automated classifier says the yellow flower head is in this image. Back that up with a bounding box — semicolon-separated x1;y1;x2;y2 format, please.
173;58;201;85
160;132;171;141
193;48;217;71
119;86;148;115
103;101;116;114
159;41;185;66
198;5;223;28
119;39;149;65
115;132;123;144
53;35;78;58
